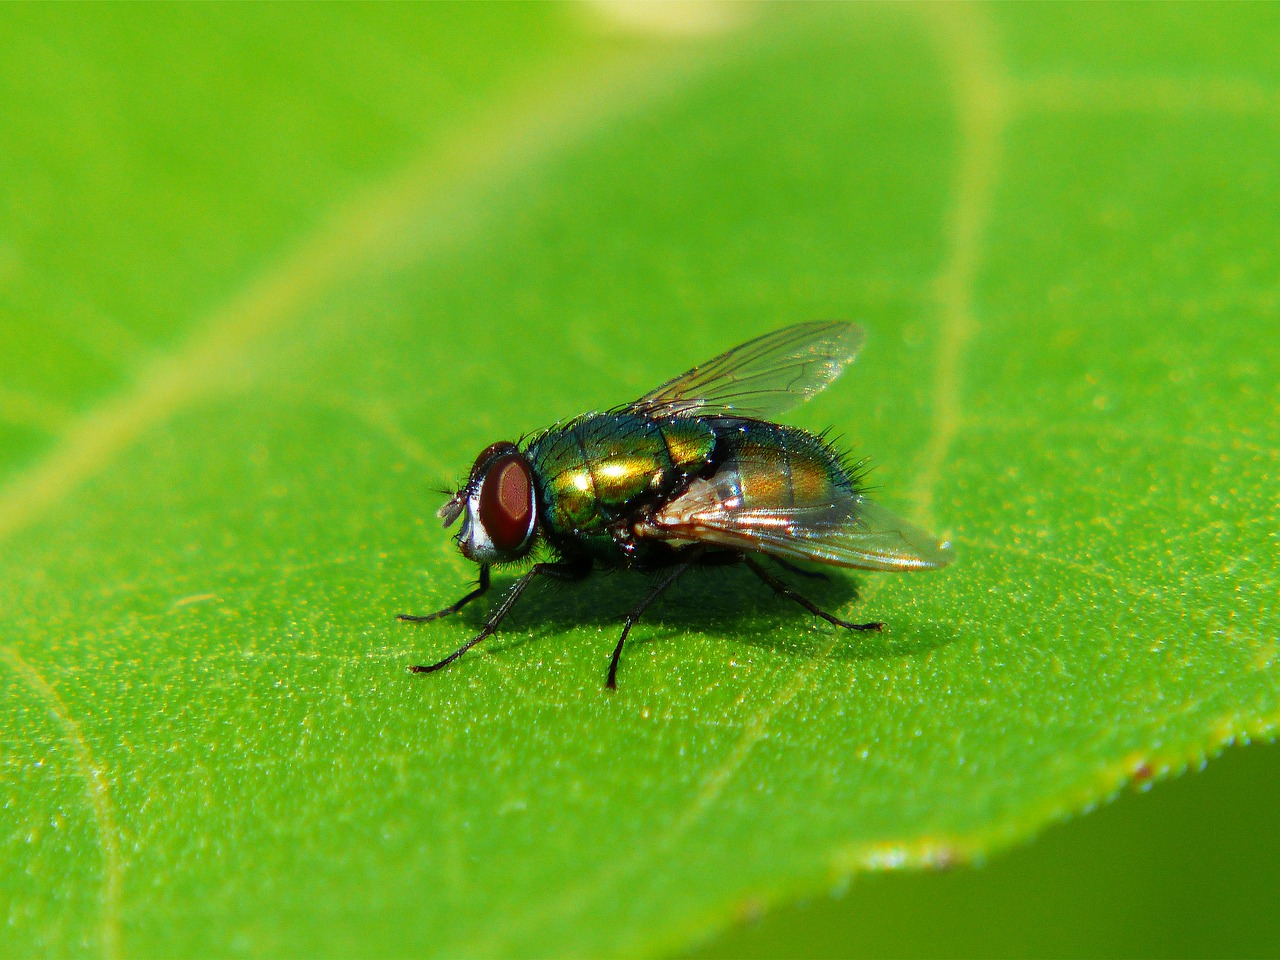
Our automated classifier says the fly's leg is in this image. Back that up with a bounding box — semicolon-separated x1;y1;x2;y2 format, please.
397;565;491;622
409;558;591;675
770;556;830;583
744;556;883;632
607;548;702;690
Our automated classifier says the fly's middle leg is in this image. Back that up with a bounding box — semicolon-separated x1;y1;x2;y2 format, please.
407;557;591;675
607;547;703;690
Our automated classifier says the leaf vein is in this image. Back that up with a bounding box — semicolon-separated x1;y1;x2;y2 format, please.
0;645;122;960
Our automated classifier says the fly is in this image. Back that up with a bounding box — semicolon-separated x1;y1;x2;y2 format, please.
400;321;954;688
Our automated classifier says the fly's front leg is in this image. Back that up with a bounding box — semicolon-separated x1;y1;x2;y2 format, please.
398;565;491;622
744;556;883;632
409;557;591;675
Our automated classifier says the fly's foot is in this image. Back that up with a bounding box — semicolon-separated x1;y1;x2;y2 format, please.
832;618;884;632
398;611;447;623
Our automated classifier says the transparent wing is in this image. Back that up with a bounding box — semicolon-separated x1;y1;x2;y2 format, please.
642;480;953;572
628;321;865;421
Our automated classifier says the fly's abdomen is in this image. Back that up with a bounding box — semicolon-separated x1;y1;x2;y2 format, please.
712;420;854;510
525;413;715;551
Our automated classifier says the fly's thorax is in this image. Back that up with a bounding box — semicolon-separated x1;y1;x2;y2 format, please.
660;419;718;472
438;441;538;564
525;413;716;549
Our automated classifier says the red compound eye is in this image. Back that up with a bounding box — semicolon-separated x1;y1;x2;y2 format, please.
478;454;534;553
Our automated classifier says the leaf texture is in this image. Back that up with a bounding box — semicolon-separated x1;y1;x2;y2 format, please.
0;5;1276;958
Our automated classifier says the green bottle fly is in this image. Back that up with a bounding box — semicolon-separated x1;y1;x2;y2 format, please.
401;322;953;688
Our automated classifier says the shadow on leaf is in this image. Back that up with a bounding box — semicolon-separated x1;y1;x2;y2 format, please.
405;559;956;673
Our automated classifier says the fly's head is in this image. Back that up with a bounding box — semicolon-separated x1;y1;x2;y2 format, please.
438;442;538;564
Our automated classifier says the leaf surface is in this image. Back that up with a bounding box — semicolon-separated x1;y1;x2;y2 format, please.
0;5;1276;957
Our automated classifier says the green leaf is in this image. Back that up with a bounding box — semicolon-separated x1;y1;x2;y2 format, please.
1;4;1276;958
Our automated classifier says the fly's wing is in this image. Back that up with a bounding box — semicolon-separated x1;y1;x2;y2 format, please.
641;472;953;572
628;321;865;421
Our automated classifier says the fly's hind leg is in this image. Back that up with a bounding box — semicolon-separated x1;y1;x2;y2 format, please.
398;565;492;622
770;556;831;583
408;557;591;675
744;556;883;632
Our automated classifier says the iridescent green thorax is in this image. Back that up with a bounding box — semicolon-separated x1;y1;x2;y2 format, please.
524;412;716;560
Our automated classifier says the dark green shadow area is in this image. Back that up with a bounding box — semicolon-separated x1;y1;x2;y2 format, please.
411;561;947;678
691;741;1280;958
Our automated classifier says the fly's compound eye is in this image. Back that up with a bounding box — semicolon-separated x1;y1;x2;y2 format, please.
478;454;536;553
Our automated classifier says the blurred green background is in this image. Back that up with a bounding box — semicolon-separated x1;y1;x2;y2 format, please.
1;3;1277;957
694;742;1280;959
